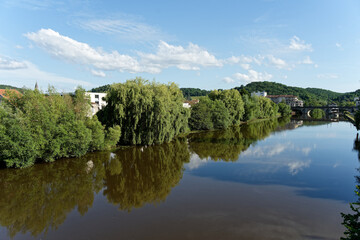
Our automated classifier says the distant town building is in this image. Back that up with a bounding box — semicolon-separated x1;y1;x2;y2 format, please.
183;99;199;108
85;92;107;115
251;91;267;97
266;95;304;107
0;89;22;103
355;97;360;107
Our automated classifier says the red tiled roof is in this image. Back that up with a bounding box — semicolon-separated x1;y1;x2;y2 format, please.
0;89;22;99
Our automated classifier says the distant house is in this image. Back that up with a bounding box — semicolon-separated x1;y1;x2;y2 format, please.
0;89;22;103
85;92;107;115
251;91;267;97
183;99;199;108
266;95;304;107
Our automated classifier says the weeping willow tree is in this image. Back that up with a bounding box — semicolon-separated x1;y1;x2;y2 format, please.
98;78;190;145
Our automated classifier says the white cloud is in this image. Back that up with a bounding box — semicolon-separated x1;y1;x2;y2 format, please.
227;54;288;70
25;28;143;73
335;43;341;48
223;77;235;83
15;45;23;49
317;73;339;79
139;41;223;72
225;55;259;65
25;29;222;75
78;18;168;43
0;56;27;70
240;63;251;70
289;36;313;51
91;69;106;77
267;55;287;69
233;69;272;83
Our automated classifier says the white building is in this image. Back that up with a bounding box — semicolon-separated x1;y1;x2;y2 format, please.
86;92;107;115
251;91;267;97
182;102;191;108
266;95;304;107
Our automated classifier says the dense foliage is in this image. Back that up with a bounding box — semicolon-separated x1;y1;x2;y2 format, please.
189;90;279;131
89;84;111;93
180;88;211;99
0;87;120;168
236;81;360;106
97;78;190;145
278;102;292;116
242;94;278;121
310;109;326;119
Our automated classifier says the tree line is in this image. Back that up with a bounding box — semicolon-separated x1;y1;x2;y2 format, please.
0;78;290;168
237;81;360;107
0;87;121;168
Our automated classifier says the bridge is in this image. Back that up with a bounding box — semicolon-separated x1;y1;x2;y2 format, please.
291;106;358;118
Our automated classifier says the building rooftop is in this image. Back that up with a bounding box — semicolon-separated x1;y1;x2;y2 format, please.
184;99;199;105
0;89;22;99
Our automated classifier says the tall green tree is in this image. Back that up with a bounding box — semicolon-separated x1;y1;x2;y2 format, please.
278;102;292;116
209;89;245;125
98;78;189;145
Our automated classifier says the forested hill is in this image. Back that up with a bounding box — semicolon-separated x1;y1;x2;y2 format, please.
90;81;359;106
0;84;24;93
235;81;360;106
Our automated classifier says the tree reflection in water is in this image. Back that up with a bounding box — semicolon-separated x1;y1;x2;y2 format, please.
188;118;290;162
103;139;190;211
0;118;293;238
0;139;189;238
0;151;108;238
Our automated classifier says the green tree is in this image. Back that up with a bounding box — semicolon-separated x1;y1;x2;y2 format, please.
209;89;245;125
278;102;292;116
0;86;118;168
98;78;189;145
310;109;325;119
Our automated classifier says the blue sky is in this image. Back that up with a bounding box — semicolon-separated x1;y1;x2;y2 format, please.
0;0;360;93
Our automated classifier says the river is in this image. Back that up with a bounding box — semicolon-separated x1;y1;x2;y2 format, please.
0;118;358;240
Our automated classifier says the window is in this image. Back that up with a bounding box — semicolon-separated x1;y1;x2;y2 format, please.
95;94;99;98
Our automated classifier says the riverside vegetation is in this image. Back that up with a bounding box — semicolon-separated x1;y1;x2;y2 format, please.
0;77;290;168
0;87;121;168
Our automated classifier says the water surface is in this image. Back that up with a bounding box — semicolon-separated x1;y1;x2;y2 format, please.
0;119;358;239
